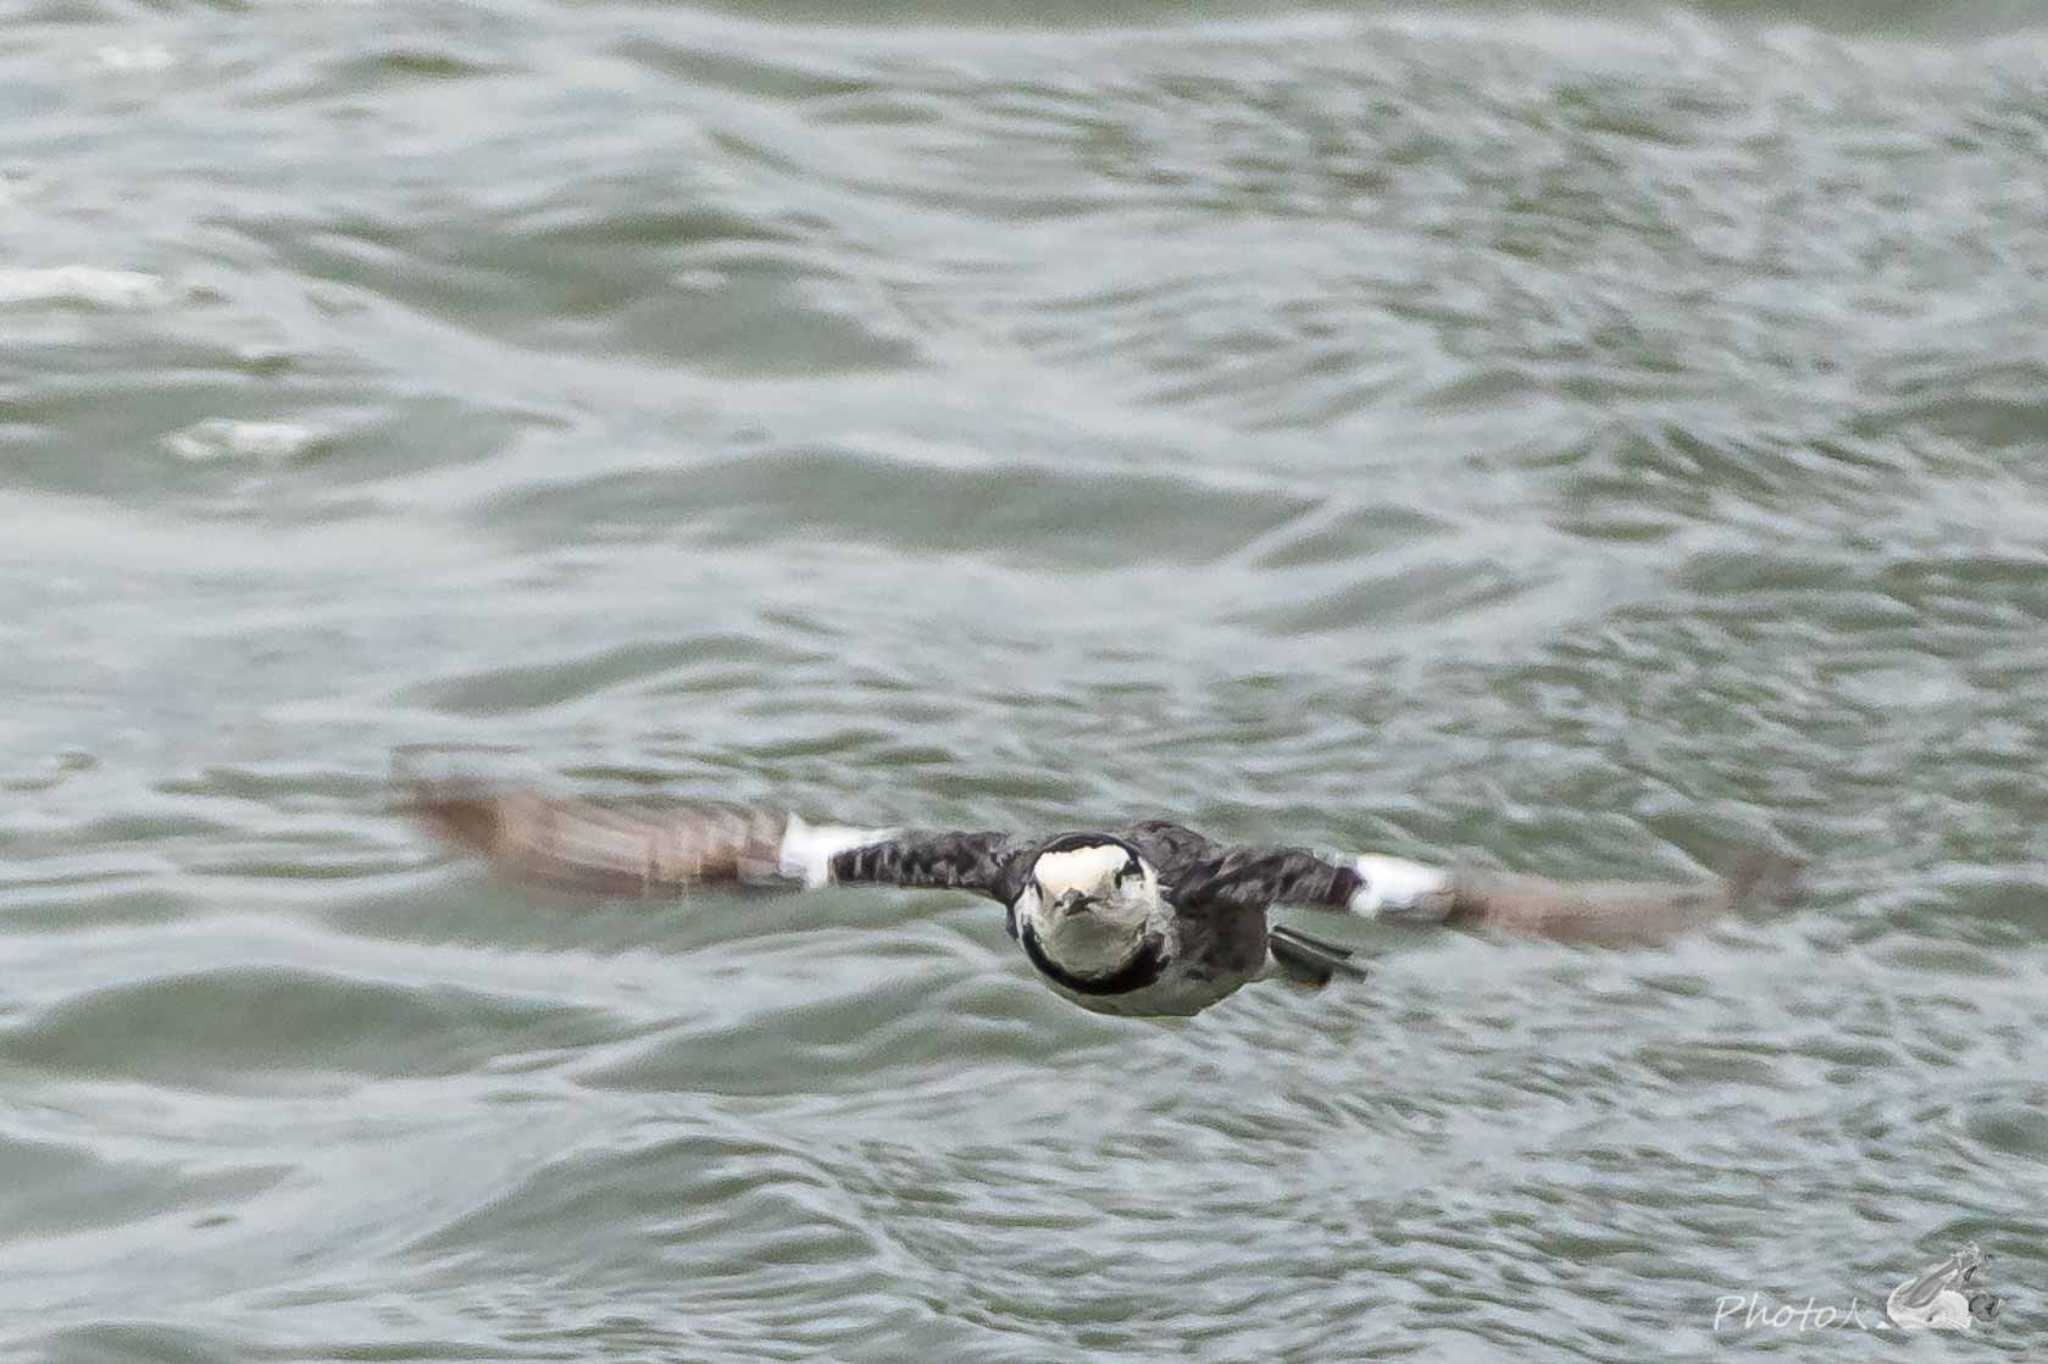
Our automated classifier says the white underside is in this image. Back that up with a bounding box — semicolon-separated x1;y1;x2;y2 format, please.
777;814;896;888
1036;907;1148;977
1347;855;1451;917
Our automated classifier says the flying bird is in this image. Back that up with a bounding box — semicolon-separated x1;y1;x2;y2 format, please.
400;756;1795;1018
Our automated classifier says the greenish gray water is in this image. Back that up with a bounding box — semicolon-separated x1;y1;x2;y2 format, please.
3;2;2046;1359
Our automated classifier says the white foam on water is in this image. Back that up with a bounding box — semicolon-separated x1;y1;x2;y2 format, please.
0;266;170;310
162;419;328;464
91;44;177;74
673;268;726;292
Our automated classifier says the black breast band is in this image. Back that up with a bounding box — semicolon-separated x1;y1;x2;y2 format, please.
1018;924;1167;996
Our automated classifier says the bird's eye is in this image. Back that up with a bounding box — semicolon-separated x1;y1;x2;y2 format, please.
1117;860;1140;884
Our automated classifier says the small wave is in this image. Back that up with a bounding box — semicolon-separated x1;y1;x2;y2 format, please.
0;967;627;1089
0;1133;287;1242
483;446;1315;569
0;267;169;311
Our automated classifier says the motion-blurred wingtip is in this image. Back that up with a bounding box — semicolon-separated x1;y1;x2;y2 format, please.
409;789;509;856
1721;848;1805;909
390;746;520;857
1443;844;1804;947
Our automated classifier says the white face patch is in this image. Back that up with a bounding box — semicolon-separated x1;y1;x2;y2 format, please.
777;814;897;889
1349;855;1452;919
1032;844;1134;900
1022;843;1161;979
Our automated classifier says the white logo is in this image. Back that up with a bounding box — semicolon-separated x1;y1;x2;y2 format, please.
1886;1244;2001;1331
1711;1243;2003;1333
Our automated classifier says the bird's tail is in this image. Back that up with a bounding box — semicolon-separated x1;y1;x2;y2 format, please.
1268;925;1370;987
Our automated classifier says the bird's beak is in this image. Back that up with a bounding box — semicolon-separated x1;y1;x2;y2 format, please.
1054;891;1098;918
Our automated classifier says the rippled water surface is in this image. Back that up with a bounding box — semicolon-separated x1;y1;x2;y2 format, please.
5;1;2048;1358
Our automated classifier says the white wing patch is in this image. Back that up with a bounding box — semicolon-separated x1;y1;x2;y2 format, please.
776;814;899;889
1348;855;1452;918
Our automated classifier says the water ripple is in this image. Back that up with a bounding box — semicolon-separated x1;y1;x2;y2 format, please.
4;3;2048;1359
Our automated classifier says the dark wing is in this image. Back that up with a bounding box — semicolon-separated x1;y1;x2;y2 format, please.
1165;845;1363;914
828;832;1025;903
403;772;1021;903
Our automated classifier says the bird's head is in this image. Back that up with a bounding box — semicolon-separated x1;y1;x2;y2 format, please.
1015;835;1161;981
